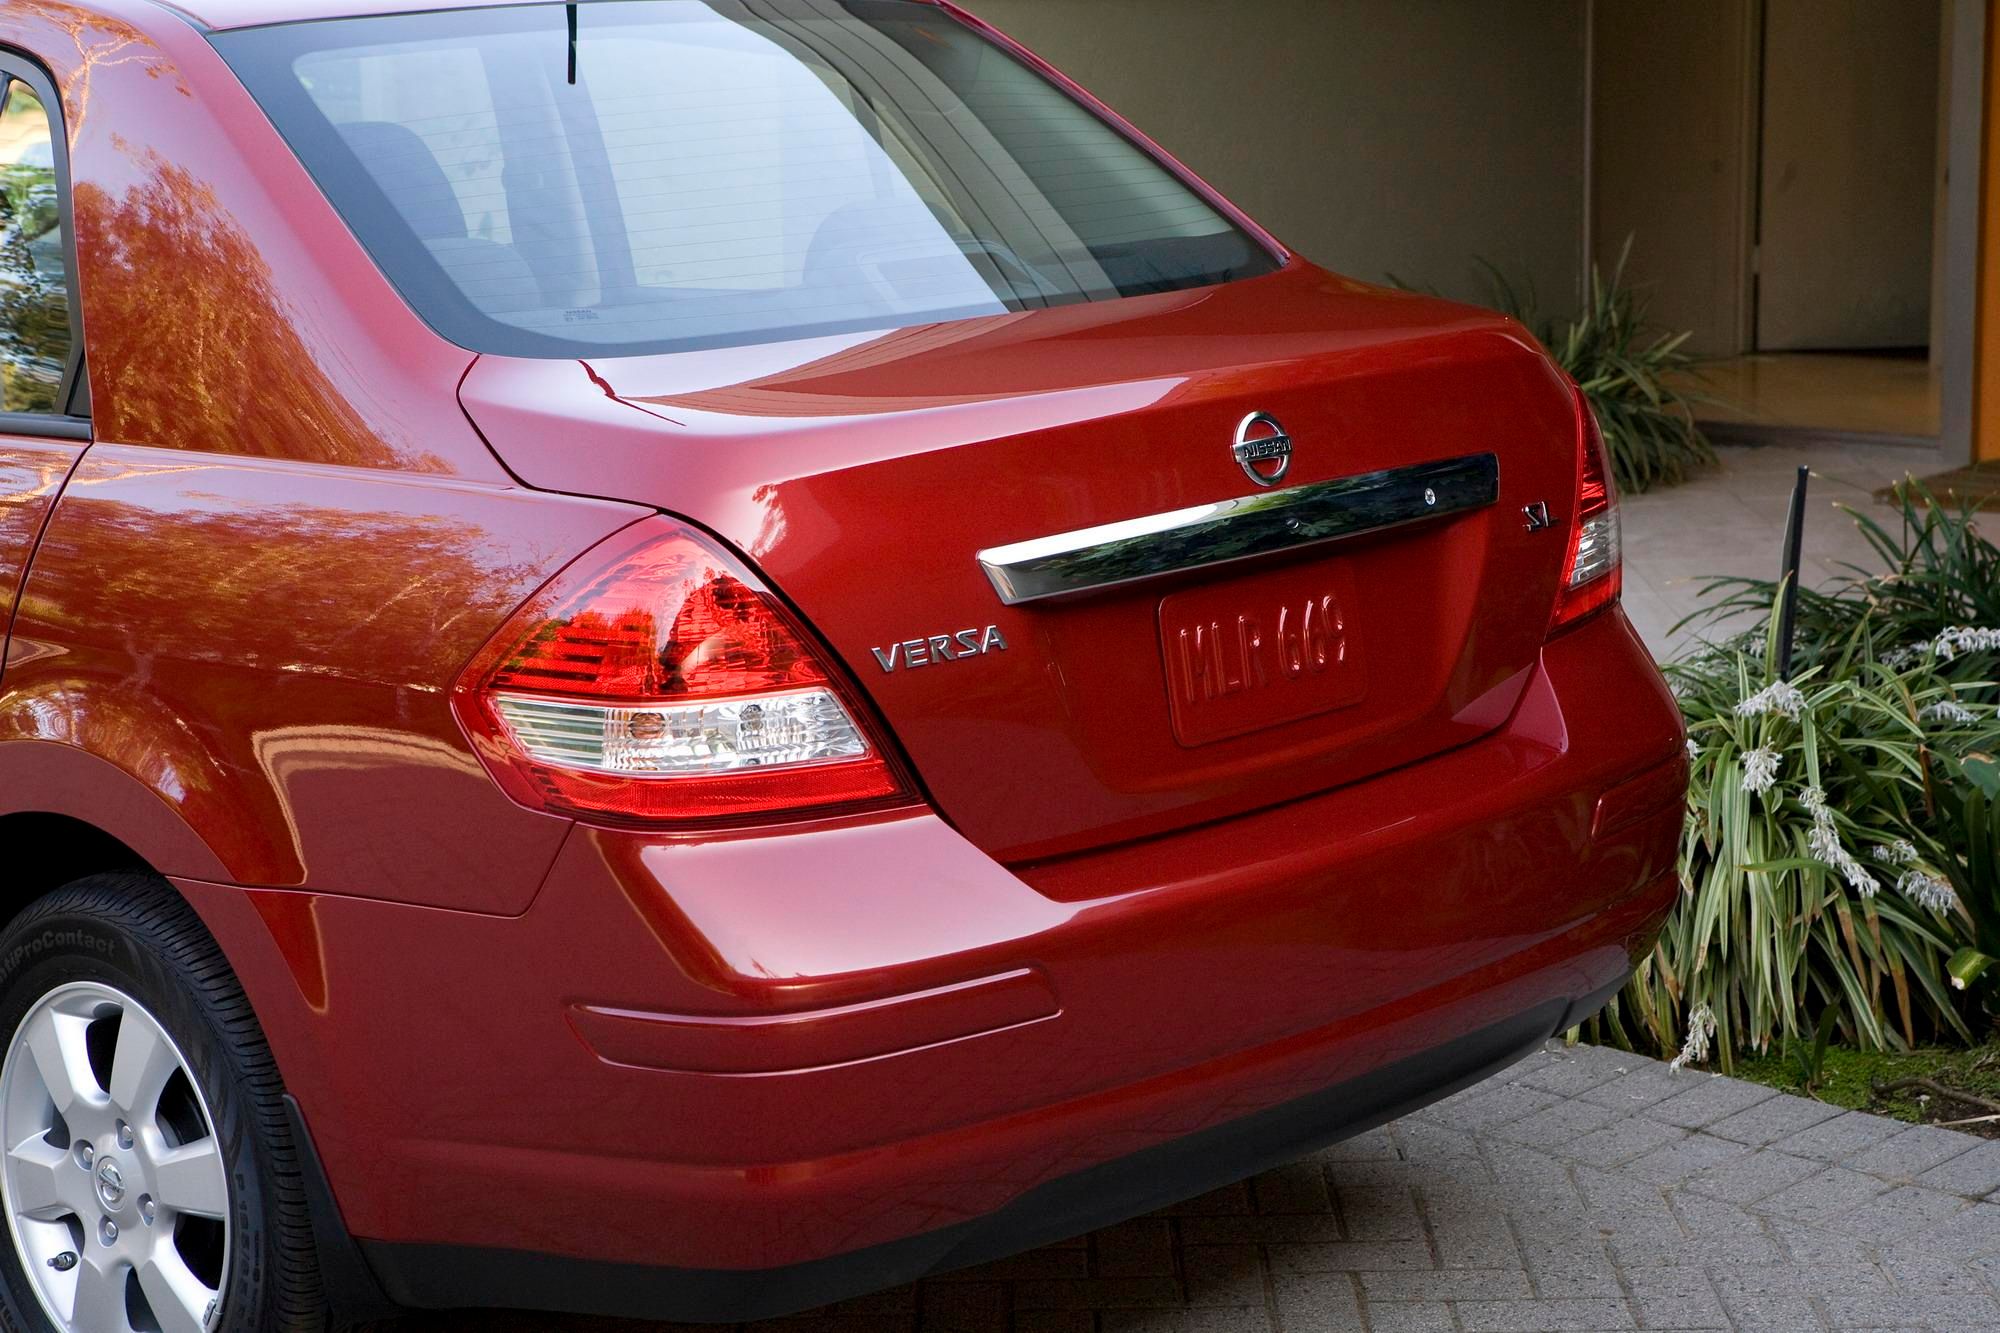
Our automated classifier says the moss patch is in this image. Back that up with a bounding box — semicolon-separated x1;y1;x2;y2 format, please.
1727;1043;2000;1136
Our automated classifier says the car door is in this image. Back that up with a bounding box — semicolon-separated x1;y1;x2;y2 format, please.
0;52;88;673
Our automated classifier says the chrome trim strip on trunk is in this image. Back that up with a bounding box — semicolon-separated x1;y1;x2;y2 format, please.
977;453;1500;606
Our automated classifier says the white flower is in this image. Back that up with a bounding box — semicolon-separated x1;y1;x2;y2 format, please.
1930;627;2000;662
1896;869;1959;915
1873;840;1919;866
1868;831;1958;911
1736;681;1807;721
1920;700;1978;726
1882;646;1920;670
1740;747;1781;794
1803;791;1878;896
1669;1003;1717;1073
1686;737;1701;762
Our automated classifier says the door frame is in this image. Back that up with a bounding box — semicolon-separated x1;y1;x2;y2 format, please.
1733;0;1763;354
1941;0;1989;466
0;48;90;440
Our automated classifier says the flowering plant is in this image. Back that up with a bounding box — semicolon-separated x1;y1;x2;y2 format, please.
1593;599;2000;1073
1588;482;2000;1071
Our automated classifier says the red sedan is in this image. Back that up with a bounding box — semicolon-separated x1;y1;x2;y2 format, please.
0;1;1684;1328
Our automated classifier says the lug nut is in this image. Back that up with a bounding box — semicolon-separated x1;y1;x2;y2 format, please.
98;1218;117;1246
115;1121;133;1151
138;1195;155;1226
71;1142;92;1170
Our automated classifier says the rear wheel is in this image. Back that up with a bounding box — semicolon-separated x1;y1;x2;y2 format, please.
0;875;328;1332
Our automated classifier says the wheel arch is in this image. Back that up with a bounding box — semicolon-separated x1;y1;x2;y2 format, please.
0;811;155;918
0;741;230;895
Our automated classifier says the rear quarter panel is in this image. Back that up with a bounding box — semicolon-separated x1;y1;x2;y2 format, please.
4;447;641;909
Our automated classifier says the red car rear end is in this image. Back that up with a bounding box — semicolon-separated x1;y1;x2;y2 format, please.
0;1;1684;1328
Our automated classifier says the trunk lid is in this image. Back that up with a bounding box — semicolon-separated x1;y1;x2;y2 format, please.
460;264;1583;863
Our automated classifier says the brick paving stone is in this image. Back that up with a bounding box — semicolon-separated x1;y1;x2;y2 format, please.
1452;1298;1635;1331
1559;1114;1689;1169
1705;1096;1846;1149
1269;1273;1365;1331
1756;1166;1893;1223
1522;1259;1626;1301
1582;1062;1699;1112
1818;1184;1966;1242
1624;1268;1731;1328
1624;1132;1755;1187
1815;1289;2000;1327
1176;1214;1342;1246
1363;1304;1458;1333
1515;1046;1646;1099
1394;1117;1493;1165
1907;1198;2000;1260
1681;1146;1826;1205
1181;1247;1267;1308
1705;1271;1840;1329
1763;1218;1884;1269
1670;1191;1786;1261
1491;1148;1592;1216
1876;1250;1991;1296
1916;1137;2000;1198
1845;1126;1978;1181
1708;1292;1824;1332
1424;1188;1527;1268
1767;1111;1909;1164
1322;1126;1400;1162
1264;1241;1434;1274
1705;1264;1890;1297
1361;1271;1536;1302
1490;1097;1627;1151
1336;1183;1426;1243
1093;1219;1179;1278
1421;1083;1566;1133
1645;1077;1780;1131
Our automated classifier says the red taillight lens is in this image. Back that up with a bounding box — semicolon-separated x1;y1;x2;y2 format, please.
1550;391;1622;634
454;518;913;828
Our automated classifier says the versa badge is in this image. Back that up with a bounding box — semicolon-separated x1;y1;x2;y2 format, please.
873;625;1009;673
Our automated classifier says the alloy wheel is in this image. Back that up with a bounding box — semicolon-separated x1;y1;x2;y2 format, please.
0;981;230;1333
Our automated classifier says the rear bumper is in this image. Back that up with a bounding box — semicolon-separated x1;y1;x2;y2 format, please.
178;607;1685;1319
355;979;1623;1321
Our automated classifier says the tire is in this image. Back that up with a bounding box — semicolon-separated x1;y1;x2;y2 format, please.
0;874;329;1333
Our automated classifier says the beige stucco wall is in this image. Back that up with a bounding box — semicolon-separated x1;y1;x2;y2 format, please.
963;0;1589;310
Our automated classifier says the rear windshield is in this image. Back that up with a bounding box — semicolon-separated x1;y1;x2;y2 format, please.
214;0;1281;359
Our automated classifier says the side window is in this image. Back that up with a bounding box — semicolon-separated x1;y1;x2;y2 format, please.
0;75;72;416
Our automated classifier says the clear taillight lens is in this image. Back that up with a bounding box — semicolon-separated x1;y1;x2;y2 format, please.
453;518;912;827
1550;390;1622;633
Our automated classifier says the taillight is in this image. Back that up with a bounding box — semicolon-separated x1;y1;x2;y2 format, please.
1550;390;1622;633
453;517;914;828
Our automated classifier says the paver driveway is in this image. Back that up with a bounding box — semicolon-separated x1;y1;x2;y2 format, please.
393;1041;2000;1332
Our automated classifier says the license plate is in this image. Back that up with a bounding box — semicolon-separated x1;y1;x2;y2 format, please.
1158;562;1367;747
